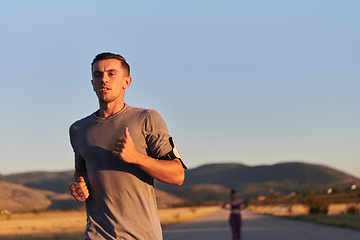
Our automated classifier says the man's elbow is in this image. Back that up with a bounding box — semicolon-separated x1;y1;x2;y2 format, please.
173;171;185;186
172;159;185;186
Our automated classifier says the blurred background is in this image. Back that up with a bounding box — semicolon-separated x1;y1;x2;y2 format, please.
0;0;359;178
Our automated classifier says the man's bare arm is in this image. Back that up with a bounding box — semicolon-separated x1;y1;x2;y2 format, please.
133;157;184;186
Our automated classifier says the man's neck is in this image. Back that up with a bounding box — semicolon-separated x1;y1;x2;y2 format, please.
97;102;125;118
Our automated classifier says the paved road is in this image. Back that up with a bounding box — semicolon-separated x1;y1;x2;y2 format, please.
162;209;360;240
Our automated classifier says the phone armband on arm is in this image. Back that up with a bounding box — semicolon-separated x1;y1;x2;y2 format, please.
159;137;187;169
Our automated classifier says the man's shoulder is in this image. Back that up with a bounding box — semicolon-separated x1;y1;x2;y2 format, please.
69;112;96;132
125;105;160;117
124;106;166;129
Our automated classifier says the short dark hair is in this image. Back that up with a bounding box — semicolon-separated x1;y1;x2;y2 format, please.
91;52;130;76
230;189;237;195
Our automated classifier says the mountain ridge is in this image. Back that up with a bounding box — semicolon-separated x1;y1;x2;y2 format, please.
155;162;360;201
1;161;359;205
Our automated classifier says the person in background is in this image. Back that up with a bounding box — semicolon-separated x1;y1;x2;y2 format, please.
69;52;186;240
222;189;247;240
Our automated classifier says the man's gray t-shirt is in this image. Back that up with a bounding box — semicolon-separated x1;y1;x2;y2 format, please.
69;104;177;240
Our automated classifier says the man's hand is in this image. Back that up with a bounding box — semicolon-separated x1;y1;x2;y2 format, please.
70;176;89;202
113;127;185;185
113;127;142;164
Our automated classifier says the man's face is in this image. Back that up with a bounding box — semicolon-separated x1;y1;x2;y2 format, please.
91;59;131;104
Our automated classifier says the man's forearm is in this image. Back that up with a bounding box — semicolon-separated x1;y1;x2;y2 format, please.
134;155;185;185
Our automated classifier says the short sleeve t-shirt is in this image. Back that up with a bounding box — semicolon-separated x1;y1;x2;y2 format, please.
69;104;178;240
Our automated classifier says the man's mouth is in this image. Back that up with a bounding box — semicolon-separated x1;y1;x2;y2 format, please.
99;87;110;92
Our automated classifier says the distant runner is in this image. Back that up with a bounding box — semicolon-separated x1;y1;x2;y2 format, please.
222;189;247;240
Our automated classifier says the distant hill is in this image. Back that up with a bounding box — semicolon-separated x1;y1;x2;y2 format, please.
0;181;84;212
155;162;360;201
0;171;74;193
0;180;185;212
0;172;186;212
1;162;359;206
154;189;187;208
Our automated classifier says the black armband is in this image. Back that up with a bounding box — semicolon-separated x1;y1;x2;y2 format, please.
159;137;187;169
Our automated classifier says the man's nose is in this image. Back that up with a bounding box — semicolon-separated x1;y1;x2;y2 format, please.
101;74;109;83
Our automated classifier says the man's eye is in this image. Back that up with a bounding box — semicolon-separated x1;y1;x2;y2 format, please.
109;72;116;76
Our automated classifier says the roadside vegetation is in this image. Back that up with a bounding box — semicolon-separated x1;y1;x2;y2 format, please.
249;185;360;213
248;185;360;230
0;206;221;240
290;214;360;230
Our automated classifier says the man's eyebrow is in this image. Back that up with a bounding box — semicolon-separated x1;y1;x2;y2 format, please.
93;69;118;73
93;69;118;72
106;69;118;72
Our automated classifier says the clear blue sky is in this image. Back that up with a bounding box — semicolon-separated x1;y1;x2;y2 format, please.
0;1;359;178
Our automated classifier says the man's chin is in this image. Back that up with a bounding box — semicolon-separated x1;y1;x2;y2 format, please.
97;94;113;103
100;99;112;104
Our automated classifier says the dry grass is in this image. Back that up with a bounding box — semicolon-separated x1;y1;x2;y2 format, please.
290;214;360;230
0;206;221;240
248;203;360;216
248;204;360;230
248;204;309;216
0;210;86;240
159;206;221;227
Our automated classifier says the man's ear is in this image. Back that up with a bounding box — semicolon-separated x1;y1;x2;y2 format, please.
123;76;132;89
91;79;95;91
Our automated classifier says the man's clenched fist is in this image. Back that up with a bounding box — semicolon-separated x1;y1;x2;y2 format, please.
70;176;89;201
